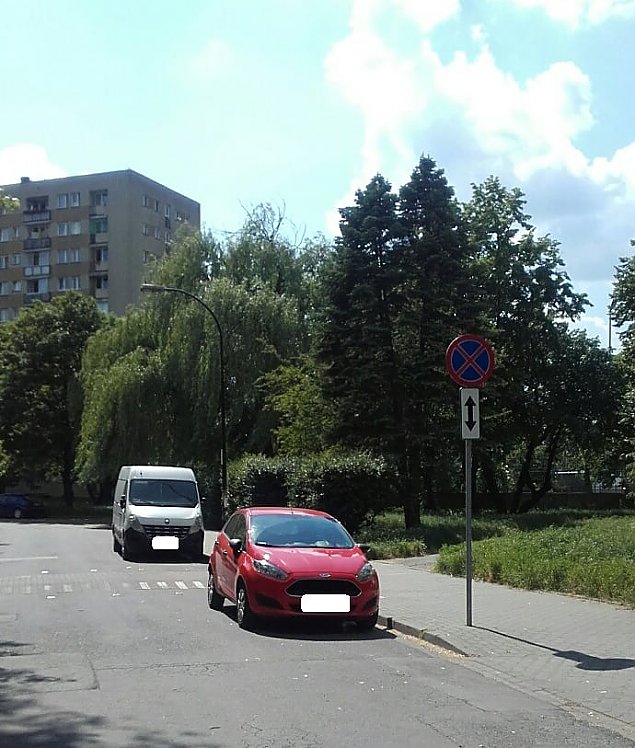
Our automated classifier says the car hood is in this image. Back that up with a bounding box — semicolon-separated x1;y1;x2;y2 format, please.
252;546;368;575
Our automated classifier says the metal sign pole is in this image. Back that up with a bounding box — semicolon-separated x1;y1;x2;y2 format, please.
465;437;473;627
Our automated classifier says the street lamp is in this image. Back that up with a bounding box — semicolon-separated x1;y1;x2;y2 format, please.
140;283;227;500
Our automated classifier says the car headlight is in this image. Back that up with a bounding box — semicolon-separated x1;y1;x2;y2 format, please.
356;561;375;581
127;514;144;532
190;512;203;531
253;558;288;581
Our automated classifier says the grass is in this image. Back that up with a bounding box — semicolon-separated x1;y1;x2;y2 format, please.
360;509;635;607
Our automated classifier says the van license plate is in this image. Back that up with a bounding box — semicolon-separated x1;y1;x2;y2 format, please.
152;536;179;550
301;594;350;613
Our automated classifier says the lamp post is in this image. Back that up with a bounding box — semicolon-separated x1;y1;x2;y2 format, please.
140;283;227;500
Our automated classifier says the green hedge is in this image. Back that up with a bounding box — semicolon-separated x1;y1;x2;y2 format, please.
226;450;398;534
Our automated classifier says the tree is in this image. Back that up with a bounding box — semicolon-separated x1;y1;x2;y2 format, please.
0;293;104;504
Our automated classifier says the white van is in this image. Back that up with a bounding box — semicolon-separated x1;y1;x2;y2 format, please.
112;465;204;561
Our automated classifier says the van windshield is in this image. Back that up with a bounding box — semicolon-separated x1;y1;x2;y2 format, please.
128;479;198;507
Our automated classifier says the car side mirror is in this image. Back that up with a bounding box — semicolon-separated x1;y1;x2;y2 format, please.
229;538;243;553
119;496;126;509
358;543;371;554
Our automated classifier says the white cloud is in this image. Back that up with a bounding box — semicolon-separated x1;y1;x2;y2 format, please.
0;144;66;185
392;0;460;32
183;38;236;81
503;0;635;28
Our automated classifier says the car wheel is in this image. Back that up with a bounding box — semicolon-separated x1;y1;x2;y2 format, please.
356;611;379;632
207;569;224;610
121;539;133;561
112;532;121;554
236;582;255;630
13;508;22;519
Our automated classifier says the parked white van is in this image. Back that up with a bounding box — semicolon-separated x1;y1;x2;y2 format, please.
112;465;205;561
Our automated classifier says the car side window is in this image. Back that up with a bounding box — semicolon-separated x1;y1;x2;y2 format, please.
223;514;240;538
234;516;246;544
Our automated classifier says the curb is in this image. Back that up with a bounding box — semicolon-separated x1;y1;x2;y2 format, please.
378;614;469;657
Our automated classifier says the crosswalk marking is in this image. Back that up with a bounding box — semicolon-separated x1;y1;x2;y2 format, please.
157;581;168;588
0;576;208;597
63;584;72;593
175;581;188;589
139;582;150;590
44;584;51;591
192;580;204;589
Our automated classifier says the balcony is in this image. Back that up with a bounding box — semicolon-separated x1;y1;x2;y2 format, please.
24;265;51;278
89;260;109;274
23;292;52;304
23;210;51;224
23;237;52;251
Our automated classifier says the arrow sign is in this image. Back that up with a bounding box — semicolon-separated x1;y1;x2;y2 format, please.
460;388;480;439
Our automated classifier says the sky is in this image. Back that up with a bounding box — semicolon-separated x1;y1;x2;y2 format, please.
1;0;633;347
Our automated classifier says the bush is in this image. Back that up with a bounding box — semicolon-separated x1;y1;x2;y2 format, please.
226;450;398;534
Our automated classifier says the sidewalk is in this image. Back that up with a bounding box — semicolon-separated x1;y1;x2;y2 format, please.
375;557;635;741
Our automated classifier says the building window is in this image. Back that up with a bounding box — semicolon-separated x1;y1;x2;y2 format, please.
0;227;16;242
165;230;172;243
57;194;68;209
26;197;48;212
12;280;21;293
90;189;108;207
31;251;50;266
94;246;108;263
58;276;80;291
70;192;80;207
0;282;10;295
165;204;171;218
142;194;151;208
58;222;69;237
94;275;108;289
11;254;21;266
154;199;160;212
0;256;8;269
0;308;16;322
70;221;81;235
57;248;80;264
26;278;48;294
154;226;161;240
142;223;151;236
89;217;108;235
96;300;109;314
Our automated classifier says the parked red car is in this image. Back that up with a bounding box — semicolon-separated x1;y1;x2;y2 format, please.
207;507;379;630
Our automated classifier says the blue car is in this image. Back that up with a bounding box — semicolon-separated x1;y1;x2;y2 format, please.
0;494;46;519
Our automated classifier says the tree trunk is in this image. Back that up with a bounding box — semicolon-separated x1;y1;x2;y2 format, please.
61;441;75;507
517;427;562;513
481;457;507;512
511;439;536;513
402;493;420;529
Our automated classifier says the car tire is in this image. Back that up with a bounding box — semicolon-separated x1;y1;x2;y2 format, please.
207;569;224;610
236;582;255;630
112;532;121;554
13;508;22;519
356;611;379;631
121;539;133;561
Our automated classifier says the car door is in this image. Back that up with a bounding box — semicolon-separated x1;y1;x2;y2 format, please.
113;479;127;540
214;514;239;597
223;514;247;599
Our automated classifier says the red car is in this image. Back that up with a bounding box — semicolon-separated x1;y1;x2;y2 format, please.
207;507;380;630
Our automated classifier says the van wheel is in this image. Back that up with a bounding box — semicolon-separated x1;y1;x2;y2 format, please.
236;583;255;630
113;533;121;554
121;539;133;561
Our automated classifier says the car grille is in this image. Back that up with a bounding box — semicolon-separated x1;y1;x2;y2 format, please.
142;524;190;539
286;579;361;597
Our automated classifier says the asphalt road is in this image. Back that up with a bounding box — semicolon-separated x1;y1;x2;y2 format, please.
0;520;632;748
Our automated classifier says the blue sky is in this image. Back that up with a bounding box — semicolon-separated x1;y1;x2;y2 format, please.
1;0;634;346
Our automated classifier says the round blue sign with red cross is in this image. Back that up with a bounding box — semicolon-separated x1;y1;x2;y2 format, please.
445;334;495;388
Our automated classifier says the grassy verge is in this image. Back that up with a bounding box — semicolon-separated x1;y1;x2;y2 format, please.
435;515;635;607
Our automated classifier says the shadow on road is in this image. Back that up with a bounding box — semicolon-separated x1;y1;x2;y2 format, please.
477;627;635;671
218;606;395;642
0;639;223;747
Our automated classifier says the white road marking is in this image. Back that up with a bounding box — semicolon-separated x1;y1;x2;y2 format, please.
46;595;56;599
139;582;150;590
44;585;51;591
63;585;72;593
0;556;58;563
175;581;188;589
157;581;168;588
192;580;205;589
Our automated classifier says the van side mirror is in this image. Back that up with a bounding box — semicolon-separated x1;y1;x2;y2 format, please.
119;496;126;509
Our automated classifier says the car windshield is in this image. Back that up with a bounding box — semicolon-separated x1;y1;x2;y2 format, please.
250;513;355;549
128;479;198;507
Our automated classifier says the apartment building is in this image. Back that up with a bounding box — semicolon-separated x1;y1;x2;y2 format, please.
0;169;200;319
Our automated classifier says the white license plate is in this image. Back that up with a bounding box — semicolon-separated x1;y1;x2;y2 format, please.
152;536;179;550
301;594;350;613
